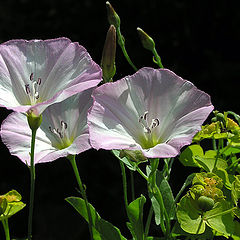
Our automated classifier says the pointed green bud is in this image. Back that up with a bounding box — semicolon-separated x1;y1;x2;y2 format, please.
137;27;155;52
27;110;42;131
101;25;116;82
106;1;120;29
120;150;148;163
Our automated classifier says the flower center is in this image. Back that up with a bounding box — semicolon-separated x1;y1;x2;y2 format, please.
25;73;42;105
49;120;73;149
138;111;160;149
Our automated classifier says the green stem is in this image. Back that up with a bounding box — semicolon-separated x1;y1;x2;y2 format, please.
130;171;135;201
28;128;37;240
144;206;153;238
152;47;164;68
213;139;221;171
212;138;217;151
136;166;148;181
149;159;167;236
119;160;130;213
1;219;10;240
68;155;94;240
116;27;138;71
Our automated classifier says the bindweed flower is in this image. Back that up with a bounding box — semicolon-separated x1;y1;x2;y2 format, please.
88;67;214;158
0;88;94;165
0;37;102;116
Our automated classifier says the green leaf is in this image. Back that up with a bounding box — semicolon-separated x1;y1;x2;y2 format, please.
176;195;205;234
231;175;240;206
194;156;227;172
147;168;176;225
127;195;146;240
172;221;214;239
221;146;240;156
232;221;240;240
66;197;127;240
0;190;25;220
226;111;240;125
204;200;235;236
112;150;136;171
213;168;231;189
179;144;203;167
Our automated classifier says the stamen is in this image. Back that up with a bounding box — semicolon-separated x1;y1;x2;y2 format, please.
151;118;160;129
139;112;160;134
49;120;68;140
25;84;30;94
61;121;67;129
37;78;41;85
30;73;34;81
25;73;42;105
143;111;148;120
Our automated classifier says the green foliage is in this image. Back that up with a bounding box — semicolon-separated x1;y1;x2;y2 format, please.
66;197;127;240
126;195;146;240
0;190;25;221
146;166;176;225
231;175;240;205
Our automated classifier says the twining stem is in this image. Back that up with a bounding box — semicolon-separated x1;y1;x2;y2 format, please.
28;128;37;240
136;165;148;181
68;155;93;240
152;47;164;68
130;171;135;201
1;219;10;240
116;27;138;71
144;205;153;238
119;160;130;214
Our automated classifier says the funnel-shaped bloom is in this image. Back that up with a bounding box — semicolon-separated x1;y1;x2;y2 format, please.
0;37;102;115
88;67;214;158
0;88;94;164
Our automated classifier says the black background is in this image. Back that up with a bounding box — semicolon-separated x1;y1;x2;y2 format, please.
0;0;240;239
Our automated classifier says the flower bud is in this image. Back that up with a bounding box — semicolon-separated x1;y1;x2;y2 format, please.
137;27;155;52
216;113;225;124
101;25;116;82
106;1;120;29
120;149;147;163
27;111;42;131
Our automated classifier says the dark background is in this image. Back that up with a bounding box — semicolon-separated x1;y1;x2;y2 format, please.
0;0;240;239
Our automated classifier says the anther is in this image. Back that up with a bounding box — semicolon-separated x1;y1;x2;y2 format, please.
61;121;67;129
25;84;30;94
151;118;160;129
37;78;41;85
30;73;34;81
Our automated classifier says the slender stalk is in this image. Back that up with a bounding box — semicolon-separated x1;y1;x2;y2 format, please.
68;155;93;240
152;47;164;68
144;206;153;238
116;28;138;71
119;160;130;212
1;219;10;240
136;166;148;181
28;128;37;240
213;139;221;171
130;171;135;201
212;138;217;151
